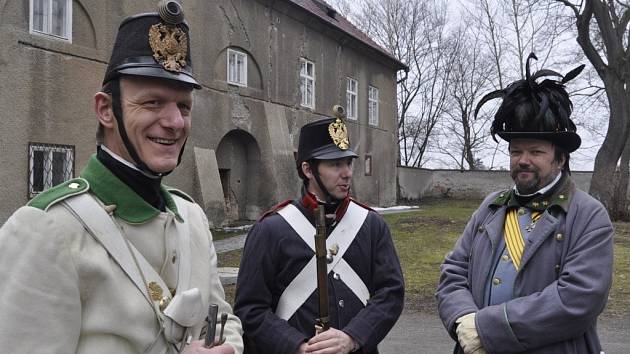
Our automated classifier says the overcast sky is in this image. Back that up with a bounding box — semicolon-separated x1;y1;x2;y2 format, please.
327;0;605;171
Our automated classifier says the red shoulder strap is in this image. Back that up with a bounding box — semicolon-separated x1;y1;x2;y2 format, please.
258;199;293;221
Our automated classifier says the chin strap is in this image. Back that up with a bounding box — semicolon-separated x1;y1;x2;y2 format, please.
308;159;337;204
109;78;183;178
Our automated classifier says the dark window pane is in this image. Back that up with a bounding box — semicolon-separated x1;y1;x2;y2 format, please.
52;151;65;185
32;150;45;192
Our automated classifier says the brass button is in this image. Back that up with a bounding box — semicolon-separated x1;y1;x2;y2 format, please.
555;264;561;272
532;202;540;207
542;201;549;206
501;255;510;262
559;195;566;200
555;233;564;241
518;208;526;215
338;299;345;308
492;277;501;285
333;273;341;280
68;182;80;189
477;226;485;233
148;282;163;301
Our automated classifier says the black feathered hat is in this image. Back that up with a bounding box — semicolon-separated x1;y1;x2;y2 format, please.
103;0;200;89
475;53;583;152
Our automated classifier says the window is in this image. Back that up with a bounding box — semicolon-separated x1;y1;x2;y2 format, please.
227;49;247;87
28;143;74;198
365;155;372;176
368;86;379;126
300;58;315;109
346;78;358;120
30;0;72;41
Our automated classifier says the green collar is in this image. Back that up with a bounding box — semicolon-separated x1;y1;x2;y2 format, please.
491;174;574;213
80;155;181;223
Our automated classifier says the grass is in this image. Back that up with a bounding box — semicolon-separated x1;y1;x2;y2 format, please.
217;198;630;317
382;199;480;312
608;223;630;316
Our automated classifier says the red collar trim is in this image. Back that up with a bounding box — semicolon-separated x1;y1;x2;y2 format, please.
258;199;292;221
301;192;352;222
300;192;319;211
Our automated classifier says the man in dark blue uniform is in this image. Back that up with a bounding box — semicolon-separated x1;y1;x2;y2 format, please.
234;114;404;354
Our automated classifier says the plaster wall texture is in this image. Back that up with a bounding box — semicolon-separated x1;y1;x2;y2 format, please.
1;0;402;225
398;166;597;201
192;146;226;228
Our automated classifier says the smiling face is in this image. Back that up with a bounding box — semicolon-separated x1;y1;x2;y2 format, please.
303;157;354;200
101;76;193;173
509;139;564;194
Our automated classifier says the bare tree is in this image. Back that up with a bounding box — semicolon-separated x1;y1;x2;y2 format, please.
556;0;630;219
435;24;496;170
349;0;453;167
431;0;573;170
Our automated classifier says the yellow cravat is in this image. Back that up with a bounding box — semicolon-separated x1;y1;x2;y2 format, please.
504;209;542;270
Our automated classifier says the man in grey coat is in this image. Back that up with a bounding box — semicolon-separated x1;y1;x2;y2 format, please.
436;53;614;354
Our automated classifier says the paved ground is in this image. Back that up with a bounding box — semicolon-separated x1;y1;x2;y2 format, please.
214;235;630;354
379;311;630;354
214;233;247;253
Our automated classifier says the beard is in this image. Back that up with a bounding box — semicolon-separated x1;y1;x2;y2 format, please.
511;167;542;195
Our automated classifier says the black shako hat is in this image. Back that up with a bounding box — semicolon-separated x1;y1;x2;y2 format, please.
297;108;358;166
103;0;200;89
475;53;583;152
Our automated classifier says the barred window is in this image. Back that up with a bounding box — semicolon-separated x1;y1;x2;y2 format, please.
300;58;315;109
30;0;72;41
28;143;74;198
227;49;248;86
346;77;358;120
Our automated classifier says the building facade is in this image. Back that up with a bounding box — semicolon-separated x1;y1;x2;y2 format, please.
0;0;405;226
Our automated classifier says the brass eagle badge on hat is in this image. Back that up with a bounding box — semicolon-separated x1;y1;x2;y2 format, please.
148;23;188;72
328;118;350;150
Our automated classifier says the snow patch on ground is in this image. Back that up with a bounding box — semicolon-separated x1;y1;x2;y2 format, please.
373;205;420;212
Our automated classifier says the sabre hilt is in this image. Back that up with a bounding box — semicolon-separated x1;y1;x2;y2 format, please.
204;304;228;348
204;304;219;348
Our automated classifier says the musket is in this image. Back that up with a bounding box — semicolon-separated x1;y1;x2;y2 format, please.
314;204;330;333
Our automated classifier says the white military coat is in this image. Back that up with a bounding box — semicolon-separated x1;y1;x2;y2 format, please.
0;156;243;354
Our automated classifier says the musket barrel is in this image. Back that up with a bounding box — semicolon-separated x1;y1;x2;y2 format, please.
314;205;330;332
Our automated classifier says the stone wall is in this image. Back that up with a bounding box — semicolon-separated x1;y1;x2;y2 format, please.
398;166;594;200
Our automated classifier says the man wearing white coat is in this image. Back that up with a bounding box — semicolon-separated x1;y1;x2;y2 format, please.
0;2;242;353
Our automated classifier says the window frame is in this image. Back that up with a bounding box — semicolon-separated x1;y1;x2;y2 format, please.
227;48;248;87
29;0;73;42
28;142;75;199
368;85;379;126
346;77;358;120
300;58;315;109
364;154;372;176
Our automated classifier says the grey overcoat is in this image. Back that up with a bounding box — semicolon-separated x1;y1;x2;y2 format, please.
436;179;613;354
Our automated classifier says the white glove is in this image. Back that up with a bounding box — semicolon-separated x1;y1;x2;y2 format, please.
455;313;487;354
